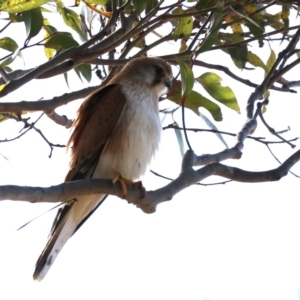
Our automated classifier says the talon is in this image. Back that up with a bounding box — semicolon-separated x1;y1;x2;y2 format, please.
112;175;147;199
112;174;128;198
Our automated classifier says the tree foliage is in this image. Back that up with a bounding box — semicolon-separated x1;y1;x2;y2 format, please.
0;0;300;210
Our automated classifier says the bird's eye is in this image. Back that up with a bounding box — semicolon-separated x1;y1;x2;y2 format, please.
154;65;164;77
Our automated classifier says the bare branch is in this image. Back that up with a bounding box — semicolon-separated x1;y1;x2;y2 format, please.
32;126;65;158
1;149;300;213
0;86;97;114
45;111;73;128
163;124;300;146
258;103;296;148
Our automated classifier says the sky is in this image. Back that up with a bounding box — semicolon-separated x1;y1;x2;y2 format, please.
1;2;300;300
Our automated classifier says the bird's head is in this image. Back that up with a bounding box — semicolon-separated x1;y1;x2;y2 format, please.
115;57;173;96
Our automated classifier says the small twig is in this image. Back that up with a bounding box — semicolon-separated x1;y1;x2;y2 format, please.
258;102;296;148
180;52;197;152
188;10;213;51
0;20;12;34
266;144;300;178
0;127;31;143
32;126;66;158
0;112;44;142
181;95;193;151
159;106;180;114
163;123;300;146
150;169;232;186
276;127;290;135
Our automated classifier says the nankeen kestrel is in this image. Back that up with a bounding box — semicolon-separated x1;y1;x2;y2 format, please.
33;57;173;281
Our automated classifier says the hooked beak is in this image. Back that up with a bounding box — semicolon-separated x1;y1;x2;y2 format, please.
164;80;172;89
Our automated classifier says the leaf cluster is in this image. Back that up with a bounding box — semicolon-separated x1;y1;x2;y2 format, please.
0;0;298;136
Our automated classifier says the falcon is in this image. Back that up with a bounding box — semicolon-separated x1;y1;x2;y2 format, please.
33;57;173;281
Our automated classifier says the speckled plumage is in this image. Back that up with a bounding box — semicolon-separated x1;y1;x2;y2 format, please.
33;57;173;281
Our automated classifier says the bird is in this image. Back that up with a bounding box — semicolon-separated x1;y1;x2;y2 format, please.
33;57;173;281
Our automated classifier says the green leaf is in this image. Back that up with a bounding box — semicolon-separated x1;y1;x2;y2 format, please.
196;0;217;10
265;49;276;76
179;38;188;52
145;0;158;15
220;33;247;69
22;8;43;43
3;65;12;72
229;47;247;69
177;59;194;96
0;111;27;123
0;114;9;122
230;6;262;30
43;22;57;58
172;7;193;41
244;4;265;47
0;0;48;13
197;3;223;53
0;37;23;65
227;17;243;35
281;5;290;28
43;22;57;36
262;13;283;30
0;46;20;66
57;3;87;40
74;64;92;83
40;6;51;12
132;0;147;13
196;72;240;113
0;37;18;52
247;51;267;71
280;5;290;41
44;32;79;51
167;80;222;121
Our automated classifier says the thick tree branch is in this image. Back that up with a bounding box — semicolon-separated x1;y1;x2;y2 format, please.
1;149;300;213
0;86;97;114
0;48;81;97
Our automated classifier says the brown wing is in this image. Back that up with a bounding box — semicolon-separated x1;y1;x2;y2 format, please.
48;83;126;237
65;83;127;182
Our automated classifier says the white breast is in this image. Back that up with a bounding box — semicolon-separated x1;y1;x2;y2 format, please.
94;83;161;180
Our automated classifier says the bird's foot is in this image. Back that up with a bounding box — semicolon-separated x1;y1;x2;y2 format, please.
112;175;146;198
